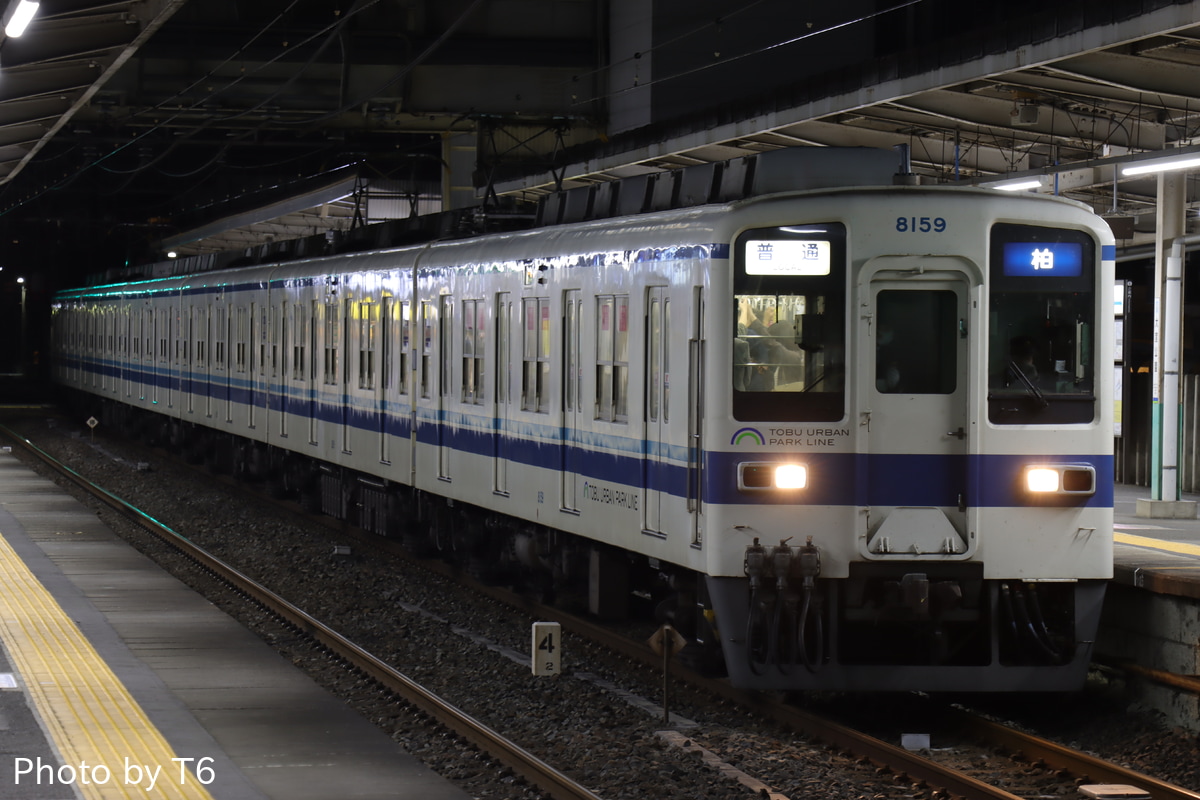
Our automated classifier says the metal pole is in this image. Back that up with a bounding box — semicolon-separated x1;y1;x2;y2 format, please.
661;626;673;725
1152;174;1187;501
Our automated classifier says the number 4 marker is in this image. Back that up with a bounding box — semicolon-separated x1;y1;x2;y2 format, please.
532;622;561;676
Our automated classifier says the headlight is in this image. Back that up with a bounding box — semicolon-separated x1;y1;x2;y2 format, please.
1025;467;1060;493
739;462;807;492
1024;464;1096;495
774;464;808;489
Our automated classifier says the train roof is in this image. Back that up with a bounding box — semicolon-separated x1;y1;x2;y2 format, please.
56;147;1107;300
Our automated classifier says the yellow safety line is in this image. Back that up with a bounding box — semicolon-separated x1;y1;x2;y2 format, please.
0;531;215;800
1115;531;1200;558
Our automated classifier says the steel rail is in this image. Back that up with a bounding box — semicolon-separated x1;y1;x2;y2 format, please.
949;707;1200;800
1107;660;1200;697
0;425;603;800
504;603;1030;800
459;565;1200;800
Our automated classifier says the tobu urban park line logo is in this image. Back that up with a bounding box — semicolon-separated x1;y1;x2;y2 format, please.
731;427;765;446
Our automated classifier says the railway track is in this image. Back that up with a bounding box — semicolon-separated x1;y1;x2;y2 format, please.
287;489;1200;800
3;415;1198;800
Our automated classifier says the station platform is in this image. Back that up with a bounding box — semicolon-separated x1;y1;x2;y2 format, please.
1112;482;1200;598
0;449;469;800
1103;483;1200;732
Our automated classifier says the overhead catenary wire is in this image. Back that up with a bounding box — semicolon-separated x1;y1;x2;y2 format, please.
0;0;383;216
570;0;924;107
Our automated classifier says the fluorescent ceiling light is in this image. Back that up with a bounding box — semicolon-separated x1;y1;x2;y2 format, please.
1121;153;1200;176
3;0;38;38
992;178;1042;192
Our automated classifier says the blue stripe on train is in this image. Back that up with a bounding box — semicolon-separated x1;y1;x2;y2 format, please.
62;357;1112;509
702;451;1112;508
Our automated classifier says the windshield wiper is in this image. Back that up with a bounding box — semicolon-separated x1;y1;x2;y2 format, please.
1005;360;1048;409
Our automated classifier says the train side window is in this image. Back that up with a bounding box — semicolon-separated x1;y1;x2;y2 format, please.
398;300;410;396
595;294;629;423
234;307;248;373
270;309;278;381
421;301;434;399
214;306;225;369
180;310;187;364
276;307;284;379
522;297;550;413
270;305;280;378
195;306;206;366
495;293;510;405
323;301;338;385
292;303;306;381
312;303;321;383
564;291;581;414
160;309;170;364
260;305;269;378
733;222;846;422
663;299;670;422
359;299;377;390
462;298;474;403
342;298;352;386
440;295;454;399
462;298;484;405
381;296;393;391
648;297;661;422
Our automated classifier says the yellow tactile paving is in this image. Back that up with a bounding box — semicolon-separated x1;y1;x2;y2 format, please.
1115;531;1200;558
0;530;215;800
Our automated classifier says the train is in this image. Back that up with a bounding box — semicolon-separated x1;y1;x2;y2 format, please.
51;148;1115;692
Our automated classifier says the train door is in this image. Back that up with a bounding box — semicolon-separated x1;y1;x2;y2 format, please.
353;295;379;456
156;307;167;406
643;286;669;534
562;289;582;512
341;297;351;453
278;302;289;437
185;305;196;414
687;286;705;546
309;299;321;446
249;302;260;430
493;293;511;495
288;302;307;440
270;301;282;435
200;305;212;418
102;309;113;395
413;299;433;482
168;304;179;409
228;305;240;424
137;307;148;401
438;295;453;480
379;295;394;464
859;259;975;558
123;306;134;400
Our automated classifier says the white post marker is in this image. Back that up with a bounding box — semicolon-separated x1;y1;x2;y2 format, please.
531;622;561;676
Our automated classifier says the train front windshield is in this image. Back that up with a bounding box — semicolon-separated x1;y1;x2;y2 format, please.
987;223;1098;424
733;223;846;422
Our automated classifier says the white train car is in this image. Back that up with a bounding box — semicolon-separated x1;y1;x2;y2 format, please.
53;148;1115;692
